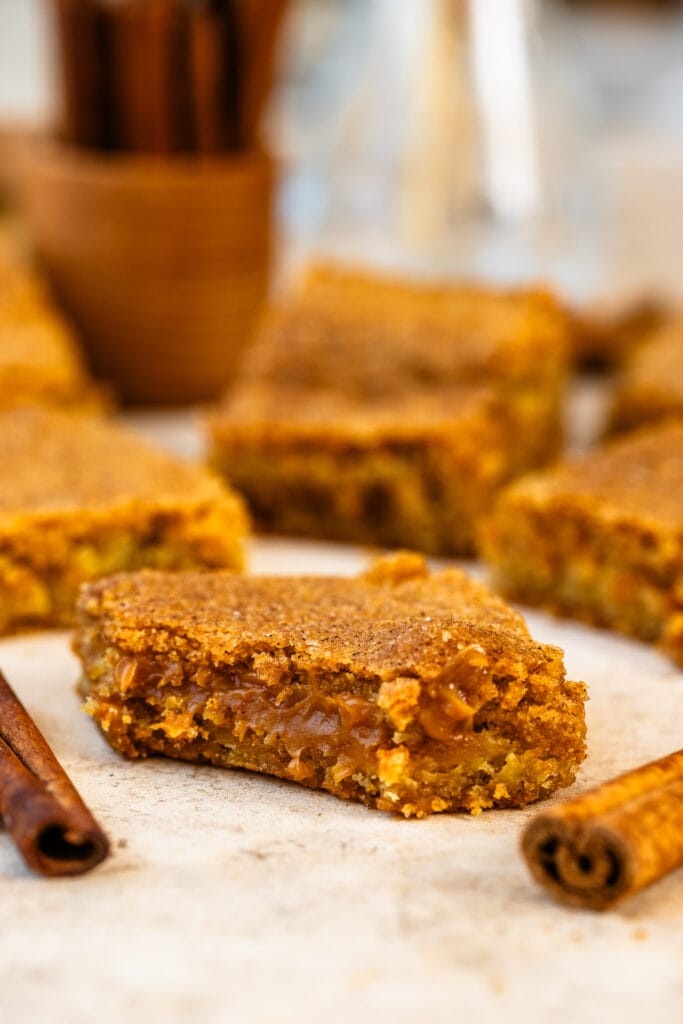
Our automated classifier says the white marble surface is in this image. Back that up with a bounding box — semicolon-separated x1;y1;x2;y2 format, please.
2;412;683;1024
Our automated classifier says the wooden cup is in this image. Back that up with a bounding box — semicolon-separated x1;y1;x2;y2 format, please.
22;139;273;403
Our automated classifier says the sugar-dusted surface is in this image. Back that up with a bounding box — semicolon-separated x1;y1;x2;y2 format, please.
0;406;247;632
76;558;530;668
495;420;683;531
0;238;99;409
0;406;231;513
235;264;571;396
3;407;683;1024
610;319;683;432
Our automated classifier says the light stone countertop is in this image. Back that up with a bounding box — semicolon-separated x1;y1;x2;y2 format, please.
2;408;683;1024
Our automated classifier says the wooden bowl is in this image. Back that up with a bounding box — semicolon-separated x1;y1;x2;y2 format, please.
21;139;273;404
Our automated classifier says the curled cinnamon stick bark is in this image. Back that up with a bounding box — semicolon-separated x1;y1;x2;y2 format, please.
187;0;242;152
0;670;109;877
522;750;683;910
234;0;287;144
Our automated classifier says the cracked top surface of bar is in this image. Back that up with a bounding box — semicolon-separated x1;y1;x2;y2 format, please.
502;420;683;530
79;553;534;672
0;405;233;515
234;264;570;400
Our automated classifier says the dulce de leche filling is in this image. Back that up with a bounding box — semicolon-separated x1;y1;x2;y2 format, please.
106;645;492;784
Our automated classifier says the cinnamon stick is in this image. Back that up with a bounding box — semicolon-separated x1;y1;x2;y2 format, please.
109;0;193;152
0;669;109;877
187;0;241;152
233;0;287;145
522;750;683;910
51;0;113;149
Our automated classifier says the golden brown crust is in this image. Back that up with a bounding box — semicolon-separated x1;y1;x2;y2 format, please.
0;241;103;411
75;554;587;816
0;406;247;633
482;421;683;664
240;263;571;394
491;420;683;530
0;405;234;514
77;552;532;670
610;319;683;433
209;263;569;555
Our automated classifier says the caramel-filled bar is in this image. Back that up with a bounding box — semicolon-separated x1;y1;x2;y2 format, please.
75;554;586;817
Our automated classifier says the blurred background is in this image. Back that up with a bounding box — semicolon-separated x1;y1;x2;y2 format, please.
2;0;683;399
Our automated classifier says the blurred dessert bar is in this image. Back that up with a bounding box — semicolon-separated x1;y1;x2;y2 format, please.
609;317;683;432
570;296;666;368
208;264;572;555
482;421;683;666
75;552;587;816
0;405;247;634
0;230;103;410
212;384;548;556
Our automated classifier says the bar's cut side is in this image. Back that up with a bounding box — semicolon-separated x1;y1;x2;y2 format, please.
0;406;247;633
210;386;558;556
482;421;683;666
75;554;586;816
